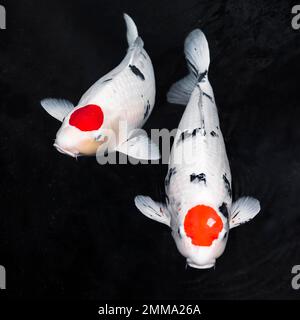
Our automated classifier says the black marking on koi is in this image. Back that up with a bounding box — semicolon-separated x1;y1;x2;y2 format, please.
165;194;170;205
198;70;207;82
129;65;145;80
144;100;151;120
210;131;219;137
223;174;232;198
177;127;204;145
177;131;188;144
201;119;206;136
203;91;213;102
187;59;198;77
165;167;177;186
103;78;112;83
190;173;206;184
180;131;188;140
219;202;229;219
231;210;240;219
192;128;201;136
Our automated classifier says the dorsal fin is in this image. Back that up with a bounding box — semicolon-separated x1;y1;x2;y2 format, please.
124;13;138;46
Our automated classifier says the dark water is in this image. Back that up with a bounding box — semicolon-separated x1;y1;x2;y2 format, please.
0;0;300;299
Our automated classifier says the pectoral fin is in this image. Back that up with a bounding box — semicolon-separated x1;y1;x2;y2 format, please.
40;98;74;122
116;133;160;160
134;195;170;226
230;197;261;229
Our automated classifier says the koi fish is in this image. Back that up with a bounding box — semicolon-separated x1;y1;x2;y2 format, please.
41;14;159;160
134;29;260;269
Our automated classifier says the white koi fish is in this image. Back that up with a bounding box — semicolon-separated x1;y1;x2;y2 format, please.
135;29;261;269
41;14;159;160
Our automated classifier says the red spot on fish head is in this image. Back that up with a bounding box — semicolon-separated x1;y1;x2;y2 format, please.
69;104;104;131
184;205;223;246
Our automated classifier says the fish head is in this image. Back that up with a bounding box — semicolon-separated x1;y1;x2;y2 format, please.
172;204;229;269
54;104;107;157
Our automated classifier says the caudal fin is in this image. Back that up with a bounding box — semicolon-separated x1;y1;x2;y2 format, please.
167;29;210;106
124;13;139;46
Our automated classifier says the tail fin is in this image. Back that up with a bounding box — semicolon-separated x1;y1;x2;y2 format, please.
167;29;210;106
124;13;138;46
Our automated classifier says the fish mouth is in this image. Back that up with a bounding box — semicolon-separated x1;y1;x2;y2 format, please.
53;143;78;158
186;259;215;269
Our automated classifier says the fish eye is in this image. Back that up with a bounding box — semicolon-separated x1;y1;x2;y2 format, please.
95;134;102;141
96;135;108;143
178;227;182;238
